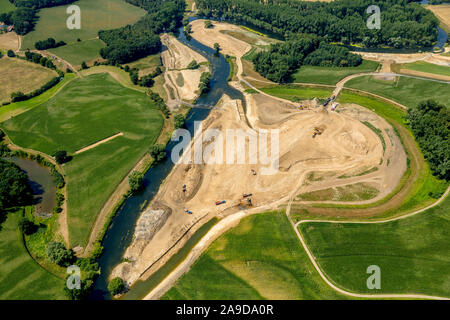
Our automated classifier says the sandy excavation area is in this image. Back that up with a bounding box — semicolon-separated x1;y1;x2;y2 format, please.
161;34;209;103
111;87;406;287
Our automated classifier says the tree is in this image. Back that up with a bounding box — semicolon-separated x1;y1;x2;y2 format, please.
187;60;199;69
81;61;88;70
174;114;185;129
128;171;144;194
199;72;212;94
0;159;32;211
108;277;125;296
53;151;69;164
149;144;166;163
46;242;74;267
7;50;15;57
213;43;220;55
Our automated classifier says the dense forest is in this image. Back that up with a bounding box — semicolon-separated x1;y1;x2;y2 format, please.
99;0;185;64
0;159;32;212
407;100;450;181
196;0;438;48
252;37;362;82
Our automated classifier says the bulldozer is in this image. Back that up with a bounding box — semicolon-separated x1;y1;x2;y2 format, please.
312;127;323;138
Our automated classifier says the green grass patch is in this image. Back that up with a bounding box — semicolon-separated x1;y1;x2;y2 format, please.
293;60;380;85
0;209;66;299
0;73;76;123
0;0;14;14
362;121;386;153
260;85;333;102
48;39;106;66
1;73;164;247
163;211;349;300
400;61;450;77
345;76;450;109
300;195;450;297
21;0;146;50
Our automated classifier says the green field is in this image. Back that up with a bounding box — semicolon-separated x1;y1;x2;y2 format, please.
1;73;163;247
293;60;380;85
163;211;348;300
345;76;450;109
21;0;146;50
48;39;106;66
0;0;14;14
300;195;450;297
260;85;334;102
0;209;65;300
400;61;450;77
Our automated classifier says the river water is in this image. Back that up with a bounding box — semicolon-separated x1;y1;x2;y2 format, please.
90;19;244;300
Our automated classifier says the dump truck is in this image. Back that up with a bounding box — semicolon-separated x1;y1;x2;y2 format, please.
323;98;331;107
216;200;226;205
243;193;253;198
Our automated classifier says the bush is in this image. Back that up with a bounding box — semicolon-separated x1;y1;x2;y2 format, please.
7;50;15;58
81;61;88;70
187;60;199;69
108;277;125;296
19;218;38;235
53;150;69;164
128;171;144;194
149;144;166;163
46;242;74;267
174;114;185;129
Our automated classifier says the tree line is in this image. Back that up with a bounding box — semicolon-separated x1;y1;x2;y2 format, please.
98;0;185;64
196;0;438;48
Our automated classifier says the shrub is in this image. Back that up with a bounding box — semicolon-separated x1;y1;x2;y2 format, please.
19;218;38;235
7;50;15;57
108;277;125;296
174;114;185;129
149;144;166;163
46;241;74;267
53;151;69;164
187;60;199;70
128;171;144;194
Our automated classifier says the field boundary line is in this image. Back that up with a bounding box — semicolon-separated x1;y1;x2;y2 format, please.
74;132;123;155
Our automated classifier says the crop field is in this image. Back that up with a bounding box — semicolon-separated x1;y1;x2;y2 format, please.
163;211;349;300
292;60;380;85
399;61;450;78
0;0;13;14
300;195;450;297
48;39;106;66
345;76;450;109
259;85;334;102
21;0;146;50
1;73;163;247
0;209;65;300
0;57;57;104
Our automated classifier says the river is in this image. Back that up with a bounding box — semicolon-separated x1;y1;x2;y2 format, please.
90;19;244;300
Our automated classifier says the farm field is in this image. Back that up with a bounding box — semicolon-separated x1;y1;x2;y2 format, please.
398;61;450;78
259;85;334;102
0;209;65;300
162;211;349;300
48;39;106;66
1;73;164;247
0;0;13;14
345;76;450;109
300;195;450;298
0;57;57;104
426;4;450;33
292;60;380;85
21;0;146;50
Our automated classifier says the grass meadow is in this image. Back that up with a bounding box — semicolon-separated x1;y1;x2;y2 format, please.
1;73;163;247
260;85;334;102
345;75;450;108
162;211;349;300
21;0;146;50
0;57;57;104
0;0;14;14
0;209;65;300
300;195;450;297
292;60;380;85
399;61;450;77
48;38;106;66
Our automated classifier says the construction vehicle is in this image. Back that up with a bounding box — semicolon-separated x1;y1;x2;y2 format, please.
312;127;323;138
184;208;193;214
251;169;257;176
323;98;332;107
243;193;253;198
216;200;226;206
182;184;187;193
239;197;253;208
331;103;339;111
